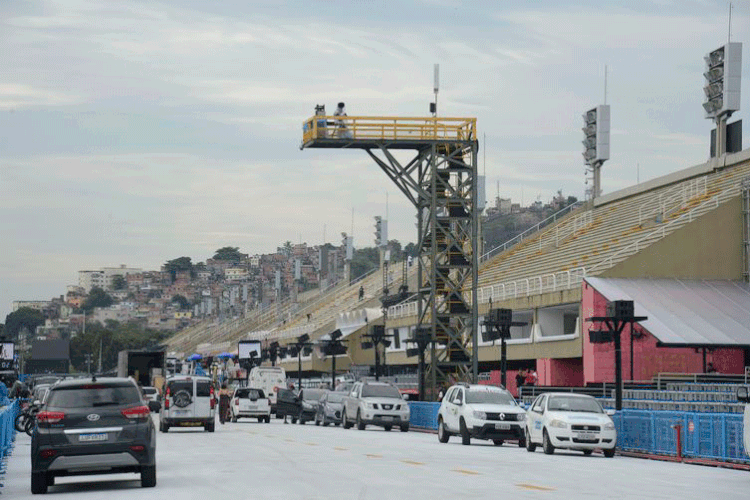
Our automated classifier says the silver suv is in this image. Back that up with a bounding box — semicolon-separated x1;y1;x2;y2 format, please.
342;381;410;432
159;375;216;432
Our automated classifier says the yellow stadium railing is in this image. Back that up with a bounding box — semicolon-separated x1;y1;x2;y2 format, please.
302;116;477;144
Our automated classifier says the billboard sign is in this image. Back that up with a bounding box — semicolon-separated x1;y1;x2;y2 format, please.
238;340;262;360
0;342;15;370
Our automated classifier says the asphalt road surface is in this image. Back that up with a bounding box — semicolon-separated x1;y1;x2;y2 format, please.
3;415;747;499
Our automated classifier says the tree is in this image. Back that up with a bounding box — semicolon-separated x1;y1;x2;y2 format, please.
163;256;193;282
351;247;380;279
82;287;114;313
111;275;127;291
171;294;191;311
403;242;418;258
212;247;243;261
4;308;45;341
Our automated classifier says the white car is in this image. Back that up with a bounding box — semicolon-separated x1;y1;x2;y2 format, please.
437;384;526;446
230;387;271;423
159;375;216;432
142;386;161;412
342;381;410;432
525;393;617;457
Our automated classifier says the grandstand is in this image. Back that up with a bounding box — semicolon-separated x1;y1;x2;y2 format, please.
166;146;750;390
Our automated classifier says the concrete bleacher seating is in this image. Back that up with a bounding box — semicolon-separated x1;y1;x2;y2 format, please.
475;159;750;299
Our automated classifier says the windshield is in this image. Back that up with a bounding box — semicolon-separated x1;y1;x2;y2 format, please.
465;388;516;405
236;388;265;399
326;393;345;403
361;384;401;399
547;396;603;413
47;384;142;408
302;390;327;401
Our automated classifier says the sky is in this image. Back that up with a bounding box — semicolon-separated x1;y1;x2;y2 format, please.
1;0;749;320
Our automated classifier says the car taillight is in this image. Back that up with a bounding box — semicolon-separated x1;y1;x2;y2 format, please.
210;385;216;409
235;398;239;406
121;406;150;421
129;445;145;453
165;387;170;409
37;411;65;425
40;449;58;459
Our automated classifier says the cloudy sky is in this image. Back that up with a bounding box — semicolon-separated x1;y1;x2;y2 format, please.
1;0;748;320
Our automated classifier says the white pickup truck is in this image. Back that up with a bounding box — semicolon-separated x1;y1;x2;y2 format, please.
230;387;271;423
737;387;750;457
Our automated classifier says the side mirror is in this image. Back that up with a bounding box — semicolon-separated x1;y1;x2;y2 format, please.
402;393;410;401
453;399;463;406
34;400;41;406
737;386;750;403
606;409;616;417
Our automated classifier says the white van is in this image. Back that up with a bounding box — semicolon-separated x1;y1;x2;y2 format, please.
248;366;286;414
159;375;216;432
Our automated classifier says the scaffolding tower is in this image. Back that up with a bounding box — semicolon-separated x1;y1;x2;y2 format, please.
302;115;480;396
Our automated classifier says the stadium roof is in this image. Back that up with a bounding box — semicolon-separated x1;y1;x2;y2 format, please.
585;278;750;347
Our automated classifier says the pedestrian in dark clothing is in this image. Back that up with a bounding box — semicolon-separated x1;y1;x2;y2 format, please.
359;286;364;301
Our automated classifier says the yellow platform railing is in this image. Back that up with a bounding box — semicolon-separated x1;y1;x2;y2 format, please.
302;116;477;144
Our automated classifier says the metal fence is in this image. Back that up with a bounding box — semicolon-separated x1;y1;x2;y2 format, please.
613;409;748;464
1;399;19;488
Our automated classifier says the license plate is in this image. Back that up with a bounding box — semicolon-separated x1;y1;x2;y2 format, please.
79;433;107;442
173;410;189;416
495;423;511;430
574;432;596;439
247;405;257;410
381;416;393;422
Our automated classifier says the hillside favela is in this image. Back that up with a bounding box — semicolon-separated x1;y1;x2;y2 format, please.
1;1;750;499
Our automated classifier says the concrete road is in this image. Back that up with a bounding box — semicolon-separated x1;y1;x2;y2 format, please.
3;416;747;499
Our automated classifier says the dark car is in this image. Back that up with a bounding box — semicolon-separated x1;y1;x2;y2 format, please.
297;389;327;424
275;388;301;423
30;377;156;494
315;391;345;426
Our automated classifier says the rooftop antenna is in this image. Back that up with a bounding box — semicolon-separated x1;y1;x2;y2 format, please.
432;63;439;117
351;207;354;239
729;2;733;43
386;191;389;221
604;64;608;105
483;132;486;176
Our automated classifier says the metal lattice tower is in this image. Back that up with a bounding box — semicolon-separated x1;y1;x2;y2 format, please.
301;115;479;396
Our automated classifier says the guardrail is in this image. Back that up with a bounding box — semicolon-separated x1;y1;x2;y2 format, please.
613;409;748;464
1;400;19;461
302;116;477;144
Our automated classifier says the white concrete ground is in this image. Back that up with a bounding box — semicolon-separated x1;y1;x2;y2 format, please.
3;416;747;499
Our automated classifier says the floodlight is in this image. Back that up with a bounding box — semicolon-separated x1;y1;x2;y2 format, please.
330;329;342;341
289;346;299;357
361;341;374;350
581;105;609;166
270;341;279;350
405;348;420;358
298;333;310;344
703;42;742;119
382;339;391;348
302;346;313;356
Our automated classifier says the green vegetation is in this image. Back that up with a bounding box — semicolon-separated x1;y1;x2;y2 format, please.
81;287;114;313
212;246;243;261
3;307;45;341
171;294;191;310
163;256;194;281
111;274;127;290
70;320;168;373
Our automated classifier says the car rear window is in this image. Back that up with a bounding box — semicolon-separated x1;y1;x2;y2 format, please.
326;393;345;403
168;381;193;395
236;388;265;399
142;388;157;395
47;384;142;409
302;390;326;401
361;384;401;399
196;381;211;397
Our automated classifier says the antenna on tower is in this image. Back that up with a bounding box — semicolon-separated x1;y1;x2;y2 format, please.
729;2;733;43
483;133;486;176
431;63;439;116
604;64;608;105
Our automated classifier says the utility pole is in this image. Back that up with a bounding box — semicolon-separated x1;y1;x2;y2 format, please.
98;335;103;373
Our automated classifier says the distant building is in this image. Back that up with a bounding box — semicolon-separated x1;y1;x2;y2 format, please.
79;265;141;292
12;300;51;313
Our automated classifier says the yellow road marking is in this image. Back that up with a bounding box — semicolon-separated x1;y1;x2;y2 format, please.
365;454;382;459
334;447;348;451
452;468;480;475
305;442;318;446
401;460;425;466
284;438;295;442
516;484;556;491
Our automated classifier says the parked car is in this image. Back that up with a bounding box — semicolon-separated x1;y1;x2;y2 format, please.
316;391;345;426
275;388;301;423
297;389;327;424
159;375;216;432
342;381;410;432
247;366;286;414
142;386;161;412
230;387;271;423
437;383;526;446
525;392;617;457
30;377;156;494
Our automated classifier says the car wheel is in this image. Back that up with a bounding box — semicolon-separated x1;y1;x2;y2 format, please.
323;421;330;427
459;418;471;446
257;417;263;423
141;465;157;488
291;417;297;424
603;447;616;458
342;411;351;429
356;410;366;431
206;422;215;432
31;472;48;494
384;425;392;432
315;417;321;426
493;439;504;446
15;413;27;432
400;424;409;432
525;428;536;452
265;416;271;423
542;429;555;455
438;418;450;444
231;416;238;423
518;436;526;448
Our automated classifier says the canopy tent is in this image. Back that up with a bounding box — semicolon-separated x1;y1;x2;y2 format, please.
585;277;750;347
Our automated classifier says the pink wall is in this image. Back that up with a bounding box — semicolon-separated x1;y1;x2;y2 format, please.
582;281;745;384
537;357;584;386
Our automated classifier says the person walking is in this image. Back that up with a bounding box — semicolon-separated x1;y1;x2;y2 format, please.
218;382;232;424
359;285;364;301
515;369;526;397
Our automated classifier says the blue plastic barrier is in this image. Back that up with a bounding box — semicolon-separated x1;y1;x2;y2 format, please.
1;400;19;460
408;402;440;430
613;409;748;464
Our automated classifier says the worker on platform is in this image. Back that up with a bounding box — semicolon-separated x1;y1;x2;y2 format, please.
334;102;352;138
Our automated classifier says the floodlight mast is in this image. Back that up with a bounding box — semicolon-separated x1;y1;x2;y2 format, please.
703;42;742;157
